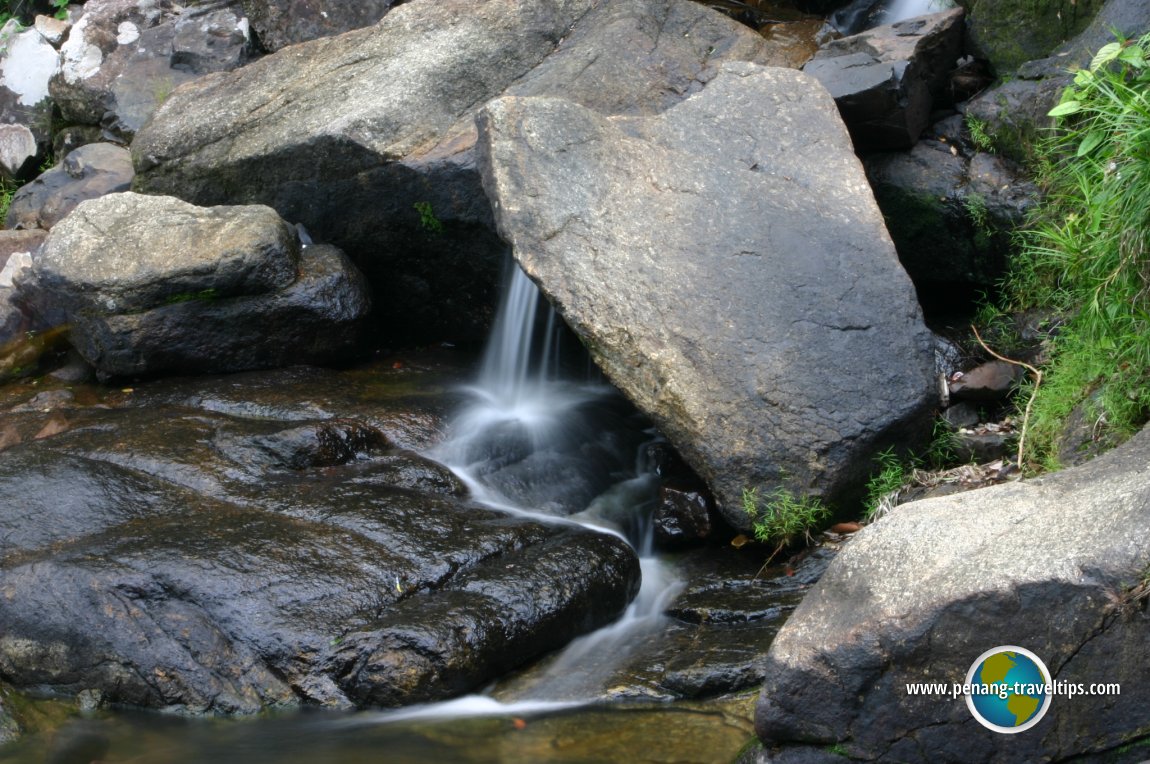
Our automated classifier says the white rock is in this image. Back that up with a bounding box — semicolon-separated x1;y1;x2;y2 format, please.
59;15;103;83
0;251;33;288
0;124;37;177
0;28;61;105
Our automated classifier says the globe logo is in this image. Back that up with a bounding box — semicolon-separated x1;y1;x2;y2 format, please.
965;646;1052;733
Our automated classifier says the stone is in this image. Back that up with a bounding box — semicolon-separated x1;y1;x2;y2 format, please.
941;400;979;429
0;366;641;713
802;8;965;150
34;13;72;46
477;63;937;532
956;0;1103;75
864;142;1035;314
132;0;786;344
653;483;715;546
0;232;45;347
948;360;1020;401
240;0;395;52
5;142;134;230
0;25;60;108
964;0;1150;162
28;192;371;376
755;425;1150;761
0;692;19;746
50;0;250;140
172;4;251;73
0;124;38;180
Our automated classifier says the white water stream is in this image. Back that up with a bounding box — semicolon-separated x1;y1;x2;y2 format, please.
384;264;683;722
879;0;956;24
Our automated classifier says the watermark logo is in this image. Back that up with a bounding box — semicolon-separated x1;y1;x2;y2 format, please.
964;646;1052;733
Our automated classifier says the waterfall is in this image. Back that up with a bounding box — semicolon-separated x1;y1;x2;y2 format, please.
419;261;681;710
880;0;956;24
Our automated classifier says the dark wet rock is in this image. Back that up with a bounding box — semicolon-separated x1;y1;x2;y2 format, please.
948;360;1020;401
964;0;1150;161
802;8;965;150
240;0;396;52
739;744;845;764
28;192;370;376
653;483;715;546
956;0;1102;75
941;400;979;429
50;0;251;140
950;428;1011;462
131;0;785;344
5;143;134;230
0;369;642;713
755;426;1150;761
478;63;937;532
865;142;1036;314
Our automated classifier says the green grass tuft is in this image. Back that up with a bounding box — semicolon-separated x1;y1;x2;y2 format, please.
742;485;831;556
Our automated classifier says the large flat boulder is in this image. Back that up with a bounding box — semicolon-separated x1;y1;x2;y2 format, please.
25;192;370;376
476;63;938;532
0;363;641;713
755;427;1150;761
131;0;788;344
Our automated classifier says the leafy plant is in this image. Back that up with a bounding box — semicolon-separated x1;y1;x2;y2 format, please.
414;201;443;234
996;31;1150;468
0;176;17;224
49;0;66;20
963;192;991;237
742;485;831;559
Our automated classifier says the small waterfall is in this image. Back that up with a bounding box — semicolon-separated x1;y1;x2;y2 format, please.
422;261;680;709
831;0;955;34
879;0;955;24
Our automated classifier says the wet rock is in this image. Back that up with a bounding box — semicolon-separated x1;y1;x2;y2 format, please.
29;192;371;376
0;382;642;712
865;142;1035;314
941;400;979;429
755;426;1150;761
131;0;785;344
956;0;1102;75
948;360;1020;401
653;483;715;546
0;691;18;745
240;0;396;52
478;63;937;532
963;0;1150;161
950;428;1010;462
5;142;134;230
802;8;965;150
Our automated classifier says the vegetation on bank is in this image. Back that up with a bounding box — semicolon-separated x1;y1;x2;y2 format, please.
983;32;1150;471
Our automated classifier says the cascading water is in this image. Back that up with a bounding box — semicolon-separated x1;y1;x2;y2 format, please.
830;0;956;34
421;262;682;709
878;0;955;24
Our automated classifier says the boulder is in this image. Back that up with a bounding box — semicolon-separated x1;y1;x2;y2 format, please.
0;692;17;745
864;141;1035;314
50;0;250;140
27;192;371;376
0;363;642;713
477;63;938;532
956;0;1103;75
755;426;1150;761
240;0;397;52
5;142;134;230
131;0;789;344
802;8;965;150
0;23;61;170
964;0;1150;162
0;124;38;180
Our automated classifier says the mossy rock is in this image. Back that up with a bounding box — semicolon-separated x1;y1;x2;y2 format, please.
957;0;1102;74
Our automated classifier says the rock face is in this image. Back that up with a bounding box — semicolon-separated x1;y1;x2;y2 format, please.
0;360;641;713
240;0;397;52
864;141;1035;313
956;0;1102;75
5;142;134;230
755;427;1150;761
477;63;938;532
131;0;786;344
27;192;371;376
50;0;251;140
802;8;964;150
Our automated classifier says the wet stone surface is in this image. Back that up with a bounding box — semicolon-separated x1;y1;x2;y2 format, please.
0;350;642;714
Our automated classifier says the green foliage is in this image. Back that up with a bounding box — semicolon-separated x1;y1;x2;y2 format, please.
963;192;991;237
414;201;443;234
50;0;66;20
992;31;1150;468
0;176;17;224
164;288;219;305
742;486;831;553
863;448;911;521
966;115;995;153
